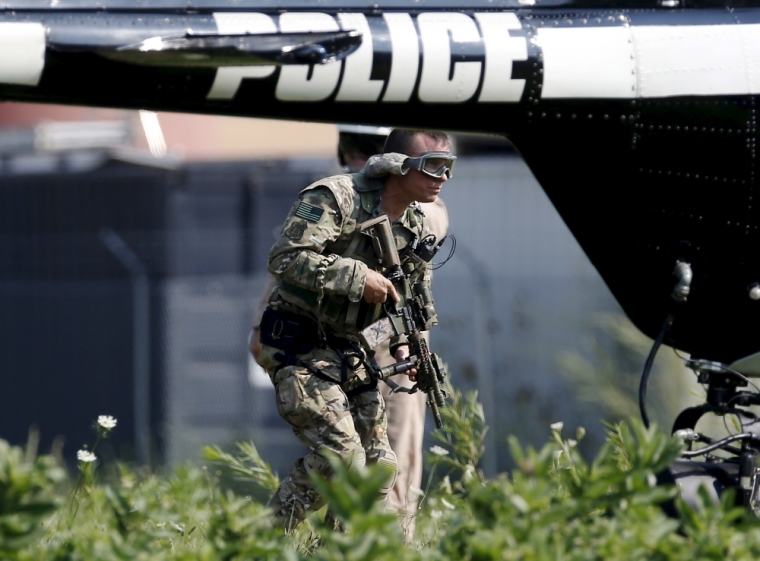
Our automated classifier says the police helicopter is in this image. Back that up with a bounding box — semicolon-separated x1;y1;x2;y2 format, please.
2;0;760;512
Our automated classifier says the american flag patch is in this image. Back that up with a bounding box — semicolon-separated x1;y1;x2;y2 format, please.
294;202;324;223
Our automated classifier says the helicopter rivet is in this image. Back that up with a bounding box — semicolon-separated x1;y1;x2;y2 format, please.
749;283;760;301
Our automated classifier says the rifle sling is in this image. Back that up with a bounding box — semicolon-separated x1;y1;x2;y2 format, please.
384;377;412;395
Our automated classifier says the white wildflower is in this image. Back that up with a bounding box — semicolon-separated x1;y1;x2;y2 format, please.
550;422;564;432
97;415;117;431
567;439;577;448
462;465;475;483
77;450;97;463
439;475;453;495
555;449;564;459
430;509;443;519
429;445;449;456
441;498;456;511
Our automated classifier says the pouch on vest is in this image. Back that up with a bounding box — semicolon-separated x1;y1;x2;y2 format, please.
259;307;320;355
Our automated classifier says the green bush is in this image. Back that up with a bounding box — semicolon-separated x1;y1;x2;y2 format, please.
4;395;760;559
0;439;66;555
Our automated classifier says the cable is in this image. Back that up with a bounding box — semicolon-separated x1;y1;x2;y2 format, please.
722;365;760;394
681;433;760;458
727;393;760;410
673;348;690;361
639;311;675;429
431;234;456;270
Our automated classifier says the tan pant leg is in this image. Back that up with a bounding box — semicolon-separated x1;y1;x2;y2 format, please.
383;375;427;541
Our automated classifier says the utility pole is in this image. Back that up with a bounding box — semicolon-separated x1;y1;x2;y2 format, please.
99;228;151;465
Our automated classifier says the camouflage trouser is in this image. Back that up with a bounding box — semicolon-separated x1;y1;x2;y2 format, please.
258;343;398;530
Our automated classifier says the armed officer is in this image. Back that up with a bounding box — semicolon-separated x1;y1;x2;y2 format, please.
256;129;455;530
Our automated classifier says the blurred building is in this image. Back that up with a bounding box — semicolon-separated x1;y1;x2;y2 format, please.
0;104;339;468
0;103;338;161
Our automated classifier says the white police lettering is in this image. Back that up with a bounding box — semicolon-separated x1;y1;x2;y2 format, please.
206;11;530;103
382;13;419;103
475;13;527;102
417;13;482;103
207;13;277;100
276;13;342;101
336;13;383;102
0;23;45;86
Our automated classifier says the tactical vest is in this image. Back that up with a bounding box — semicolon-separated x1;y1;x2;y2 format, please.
275;172;430;337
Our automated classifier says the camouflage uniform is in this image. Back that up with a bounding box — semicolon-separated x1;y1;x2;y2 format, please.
257;166;434;529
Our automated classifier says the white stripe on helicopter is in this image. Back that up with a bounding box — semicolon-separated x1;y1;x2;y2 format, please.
537;24;760;98
0;23;45;87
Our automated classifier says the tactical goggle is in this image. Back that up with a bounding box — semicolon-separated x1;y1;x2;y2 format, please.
404;152;457;179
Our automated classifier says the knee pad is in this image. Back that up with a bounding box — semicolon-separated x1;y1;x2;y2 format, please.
309;444;366;475
376;449;398;495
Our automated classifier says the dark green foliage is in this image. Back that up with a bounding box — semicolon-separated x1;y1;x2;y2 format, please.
309;455;410;561
427;385;487;482
0;439;65;555
3;399;760;559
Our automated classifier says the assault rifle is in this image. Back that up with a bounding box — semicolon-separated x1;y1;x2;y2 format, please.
357;216;448;429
